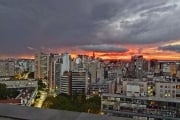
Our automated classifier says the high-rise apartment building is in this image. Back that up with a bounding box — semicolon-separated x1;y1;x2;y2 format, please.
60;53;71;75
131;55;144;78
60;71;90;95
48;53;60;90
34;52;49;79
71;71;89;95
59;71;71;95
54;58;62;93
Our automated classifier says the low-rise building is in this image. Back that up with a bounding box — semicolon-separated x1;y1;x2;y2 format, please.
155;81;180;99
101;93;180;119
122;78;148;97
0;79;38;88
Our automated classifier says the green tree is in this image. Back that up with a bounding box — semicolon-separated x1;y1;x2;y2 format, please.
42;96;56;108
42;94;101;114
0;83;8;99
84;95;101;114
6;89;19;98
38;80;46;90
28;72;34;78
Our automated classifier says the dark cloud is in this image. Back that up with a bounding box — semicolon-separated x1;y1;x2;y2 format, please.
159;45;180;52
0;0;180;56
95;0;180;44
80;44;128;53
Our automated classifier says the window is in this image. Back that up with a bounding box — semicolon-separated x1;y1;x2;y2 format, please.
176;94;180;97
172;93;175;98
176;85;180;89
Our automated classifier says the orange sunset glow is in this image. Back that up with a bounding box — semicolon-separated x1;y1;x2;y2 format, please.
1;39;180;61
6;44;180;61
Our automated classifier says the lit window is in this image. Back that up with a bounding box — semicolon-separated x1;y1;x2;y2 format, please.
176;85;180;89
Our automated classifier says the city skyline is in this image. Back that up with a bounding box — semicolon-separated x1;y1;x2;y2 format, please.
1;0;180;60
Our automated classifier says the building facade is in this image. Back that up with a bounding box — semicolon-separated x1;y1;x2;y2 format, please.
34;53;49;79
101;93;180;119
0;60;15;77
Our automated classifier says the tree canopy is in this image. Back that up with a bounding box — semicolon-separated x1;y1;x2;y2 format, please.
0;83;20;99
42;94;101;114
0;83;7;99
38;80;46;90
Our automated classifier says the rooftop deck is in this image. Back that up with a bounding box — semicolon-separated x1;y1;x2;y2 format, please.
0;103;132;120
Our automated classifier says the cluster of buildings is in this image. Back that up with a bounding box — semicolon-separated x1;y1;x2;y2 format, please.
34;53;180;93
0;59;37;106
1;53;180;119
0;59;35;78
34;53;180;119
0;79;38;106
100;55;180;120
35;52;94;94
34;52;124;96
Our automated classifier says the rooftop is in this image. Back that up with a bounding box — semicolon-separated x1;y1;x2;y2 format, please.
0;99;21;104
0;103;132;120
102;93;180;103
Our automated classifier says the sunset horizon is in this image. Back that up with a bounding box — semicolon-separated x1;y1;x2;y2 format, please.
1;49;180;61
1;0;180;60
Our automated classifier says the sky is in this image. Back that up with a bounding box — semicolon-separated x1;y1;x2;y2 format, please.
0;0;180;60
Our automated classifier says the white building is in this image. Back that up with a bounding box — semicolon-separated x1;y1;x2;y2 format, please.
155;81;180;99
60;53;71;76
122;79;147;97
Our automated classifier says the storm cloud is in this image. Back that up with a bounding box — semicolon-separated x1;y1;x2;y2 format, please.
159;45;180;52
0;0;180;55
80;44;128;53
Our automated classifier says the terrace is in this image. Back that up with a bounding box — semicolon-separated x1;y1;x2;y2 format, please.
101;94;180;119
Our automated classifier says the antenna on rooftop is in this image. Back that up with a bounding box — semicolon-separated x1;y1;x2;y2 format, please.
93;52;95;59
